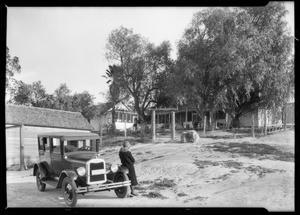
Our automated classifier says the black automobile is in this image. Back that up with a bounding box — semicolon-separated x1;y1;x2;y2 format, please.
33;132;131;207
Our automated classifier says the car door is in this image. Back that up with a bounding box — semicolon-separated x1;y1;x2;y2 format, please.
38;136;53;176
50;137;64;176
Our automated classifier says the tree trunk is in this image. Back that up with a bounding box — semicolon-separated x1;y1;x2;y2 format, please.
230;115;240;129
111;105;116;134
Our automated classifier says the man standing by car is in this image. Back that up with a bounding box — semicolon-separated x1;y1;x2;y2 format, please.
119;141;138;197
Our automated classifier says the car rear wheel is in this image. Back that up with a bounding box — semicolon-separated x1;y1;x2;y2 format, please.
114;172;130;198
62;177;78;207
36;169;46;191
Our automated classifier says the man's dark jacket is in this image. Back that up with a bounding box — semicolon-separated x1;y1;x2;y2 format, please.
119;147;138;186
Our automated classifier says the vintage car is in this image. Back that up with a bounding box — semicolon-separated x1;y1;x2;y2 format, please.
33;132;131;207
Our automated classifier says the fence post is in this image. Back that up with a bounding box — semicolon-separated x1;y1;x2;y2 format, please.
252;114;255;137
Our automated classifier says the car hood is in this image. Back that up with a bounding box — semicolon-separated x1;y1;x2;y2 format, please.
65;151;100;162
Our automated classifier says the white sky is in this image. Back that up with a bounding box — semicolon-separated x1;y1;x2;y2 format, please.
6;3;294;104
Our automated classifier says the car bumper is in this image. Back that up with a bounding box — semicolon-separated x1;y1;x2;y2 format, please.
76;180;131;194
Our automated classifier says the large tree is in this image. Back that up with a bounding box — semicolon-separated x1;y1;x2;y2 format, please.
174;4;294;128
222;3;294;127
6;47;21;96
8;80;52;108
105;26;173;128
174;8;240;128
102;65;129;133
53;83;73;111
71;91;96;122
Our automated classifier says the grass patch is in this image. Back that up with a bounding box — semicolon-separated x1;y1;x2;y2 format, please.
177;192;188;197
142;191;167;199
154;155;165;159
140;180;153;185
221;160;244;169
245;165;285;178
184;196;208;203
207;142;294;162
212;173;231;180
194;159;244;170
193;160;220;169
153;178;176;188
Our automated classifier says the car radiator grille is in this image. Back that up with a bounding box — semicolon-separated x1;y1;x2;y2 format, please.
89;161;105;183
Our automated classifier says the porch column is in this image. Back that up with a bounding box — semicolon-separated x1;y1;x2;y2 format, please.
152;110;156;142
171;111;175;140
185;108;188;128
264;109;267;136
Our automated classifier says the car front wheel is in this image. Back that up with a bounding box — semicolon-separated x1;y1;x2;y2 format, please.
62;177;78;207
114;172;130;198
36;168;46;191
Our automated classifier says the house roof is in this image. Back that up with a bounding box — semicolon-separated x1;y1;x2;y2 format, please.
106;102;135;113
5;104;93;130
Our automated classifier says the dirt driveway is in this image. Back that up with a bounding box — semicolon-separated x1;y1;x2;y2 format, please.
6;130;294;211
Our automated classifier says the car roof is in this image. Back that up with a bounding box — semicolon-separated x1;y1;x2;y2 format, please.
37;132;100;141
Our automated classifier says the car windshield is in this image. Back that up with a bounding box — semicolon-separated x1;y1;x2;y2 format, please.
63;139;99;153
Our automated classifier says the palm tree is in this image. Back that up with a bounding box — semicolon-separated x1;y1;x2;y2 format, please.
102;65;120;134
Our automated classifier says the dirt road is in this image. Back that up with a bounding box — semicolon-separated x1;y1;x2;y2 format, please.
6;130;294;211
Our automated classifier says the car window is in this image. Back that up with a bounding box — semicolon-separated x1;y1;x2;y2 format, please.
51;138;61;154
39;137;50;151
64;141;79;153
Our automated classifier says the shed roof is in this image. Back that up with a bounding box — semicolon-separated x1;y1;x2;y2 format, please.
37;132;99;141
5;104;93;131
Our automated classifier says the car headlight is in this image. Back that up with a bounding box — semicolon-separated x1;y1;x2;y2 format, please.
110;164;118;173
77;167;86;176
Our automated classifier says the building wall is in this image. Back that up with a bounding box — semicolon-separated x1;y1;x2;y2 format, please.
90;111;138;131
6;125;90;167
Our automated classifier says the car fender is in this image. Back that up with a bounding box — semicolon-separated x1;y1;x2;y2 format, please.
118;165;129;174
57;170;78;188
33;162;50;179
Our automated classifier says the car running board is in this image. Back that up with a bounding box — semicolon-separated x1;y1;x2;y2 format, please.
41;177;59;188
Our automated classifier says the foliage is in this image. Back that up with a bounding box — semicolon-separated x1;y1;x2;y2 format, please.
172;4;294;128
8;80;53;108
105;26;173;125
102;65;130;132
53;83;73;110
9;80;97;121
71;91;96;122
6;47;21;94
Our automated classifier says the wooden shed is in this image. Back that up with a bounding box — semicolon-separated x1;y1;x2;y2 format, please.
5;104;94;170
